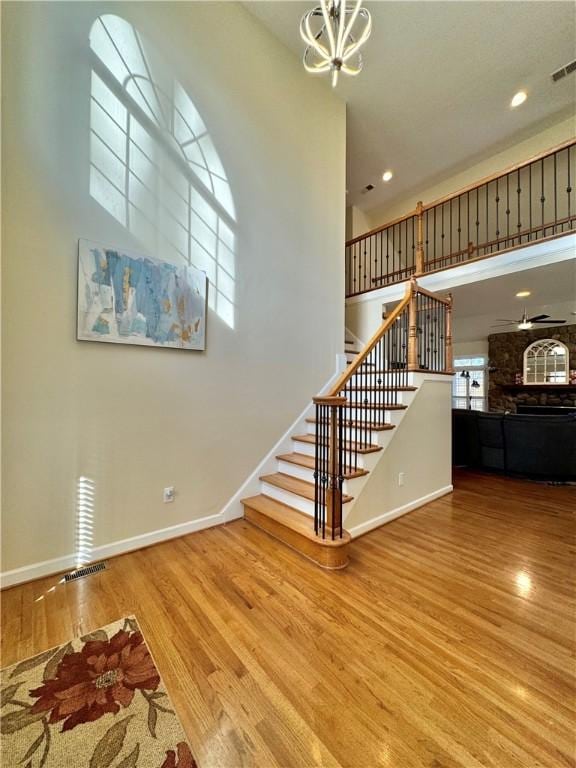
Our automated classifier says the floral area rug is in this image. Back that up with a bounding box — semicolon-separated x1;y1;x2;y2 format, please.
1;616;196;768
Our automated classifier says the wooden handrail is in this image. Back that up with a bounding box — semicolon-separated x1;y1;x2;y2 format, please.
328;280;414;396
412;284;451;306
345;209;418;247
345;138;576;248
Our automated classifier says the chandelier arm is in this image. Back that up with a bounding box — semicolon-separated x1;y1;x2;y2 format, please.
338;0;363;59
320;0;337;60
335;0;349;60
301;12;331;60
341;12;371;62
303;52;332;73
341;60;362;76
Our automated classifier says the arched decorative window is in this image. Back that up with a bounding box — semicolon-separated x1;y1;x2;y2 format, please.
523;339;569;384
89;15;236;327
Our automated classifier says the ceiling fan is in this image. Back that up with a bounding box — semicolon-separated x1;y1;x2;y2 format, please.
492;309;567;330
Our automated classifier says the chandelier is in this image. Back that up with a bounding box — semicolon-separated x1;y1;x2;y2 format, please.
300;0;372;88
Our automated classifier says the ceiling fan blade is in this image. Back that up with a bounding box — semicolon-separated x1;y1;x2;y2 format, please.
531;319;566;324
527;314;549;322
495;319;518;323
491;323;514;327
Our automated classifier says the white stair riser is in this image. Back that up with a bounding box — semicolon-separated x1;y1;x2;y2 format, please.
261;483;315;516
335;407;407;423
306;425;397;449
276;460;352;494
277;460;316;483
350;373;414;385
291;439;371;467
339;392;411;406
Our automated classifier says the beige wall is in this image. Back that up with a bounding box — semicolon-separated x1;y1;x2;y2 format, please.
1;2;346;575
366;117;576;230
344;379;452;535
345;205;372;240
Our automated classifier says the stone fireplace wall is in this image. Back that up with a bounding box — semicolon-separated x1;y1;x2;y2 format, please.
488;324;576;412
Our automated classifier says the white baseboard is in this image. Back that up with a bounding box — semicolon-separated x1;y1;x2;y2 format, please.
0;511;224;589
348;485;453;539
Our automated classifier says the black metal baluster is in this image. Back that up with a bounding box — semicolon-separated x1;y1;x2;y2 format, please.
506;173;510;247
476;188;480;251
541;158;545;236
314;402;319;534
554;152;558;232
517;168;522;245
338;402;343;538
457;195;461;260
495;178;500;252
485;182;489;252
568;146;573;229
527;164;532;242
449;199;453;262
441;202;445;263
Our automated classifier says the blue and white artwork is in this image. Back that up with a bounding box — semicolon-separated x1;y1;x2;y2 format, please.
77;240;207;350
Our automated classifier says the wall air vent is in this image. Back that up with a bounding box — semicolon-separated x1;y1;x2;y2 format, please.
551;59;576;82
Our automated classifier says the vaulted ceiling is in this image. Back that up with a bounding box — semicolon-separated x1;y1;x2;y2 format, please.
248;1;576;211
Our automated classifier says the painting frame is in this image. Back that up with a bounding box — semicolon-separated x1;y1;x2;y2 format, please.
77;239;208;351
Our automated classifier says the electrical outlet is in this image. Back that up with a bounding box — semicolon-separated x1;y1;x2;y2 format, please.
163;486;175;503
398;472;405;487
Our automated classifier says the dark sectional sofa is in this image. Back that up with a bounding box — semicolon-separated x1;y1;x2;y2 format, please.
452;409;576;480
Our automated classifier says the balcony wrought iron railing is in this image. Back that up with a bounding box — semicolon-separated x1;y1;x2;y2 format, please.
345;138;576;297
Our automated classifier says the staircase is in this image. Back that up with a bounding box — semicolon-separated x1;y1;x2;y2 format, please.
242;278;453;569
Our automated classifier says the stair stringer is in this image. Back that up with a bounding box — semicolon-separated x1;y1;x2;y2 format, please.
342;373;454;537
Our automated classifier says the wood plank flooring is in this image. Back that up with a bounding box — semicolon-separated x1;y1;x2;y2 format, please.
2;470;575;767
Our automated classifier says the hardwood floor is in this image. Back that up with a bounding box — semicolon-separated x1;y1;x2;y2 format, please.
2;470;575;767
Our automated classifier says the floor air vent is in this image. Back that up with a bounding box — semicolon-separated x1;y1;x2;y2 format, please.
64;562;107;582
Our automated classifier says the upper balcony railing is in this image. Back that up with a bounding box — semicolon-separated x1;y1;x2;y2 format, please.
345;138;576;297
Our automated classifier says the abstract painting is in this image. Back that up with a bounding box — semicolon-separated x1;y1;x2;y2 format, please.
77;240;207;350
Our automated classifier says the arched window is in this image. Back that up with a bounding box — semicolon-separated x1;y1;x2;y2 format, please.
523;339;569;384
89;15;236;327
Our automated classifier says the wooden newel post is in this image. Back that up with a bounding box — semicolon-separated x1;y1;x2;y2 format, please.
415;201;425;276
446;293;453;372
312;396;346;539
407;278;419;371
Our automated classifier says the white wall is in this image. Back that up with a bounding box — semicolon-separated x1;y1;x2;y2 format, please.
345;378;453;537
1;1;346;578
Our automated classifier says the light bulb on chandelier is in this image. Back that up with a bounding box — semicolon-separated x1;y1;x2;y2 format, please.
300;0;372;88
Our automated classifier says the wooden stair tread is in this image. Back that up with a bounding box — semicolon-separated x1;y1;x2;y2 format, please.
276;453;368;478
292;434;382;453
242;494;350;545
260;472;353;503
306;418;395;431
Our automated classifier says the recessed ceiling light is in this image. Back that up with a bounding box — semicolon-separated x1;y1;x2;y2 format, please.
511;91;527;108
382;170;393;182
516;290;531;297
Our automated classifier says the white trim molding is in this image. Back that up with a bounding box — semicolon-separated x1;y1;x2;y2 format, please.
348;485;453;539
